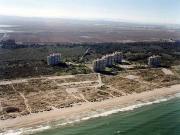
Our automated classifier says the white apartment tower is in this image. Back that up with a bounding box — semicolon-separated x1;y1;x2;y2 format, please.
93;58;106;72
47;53;62;65
148;55;161;67
114;52;123;63
102;55;115;67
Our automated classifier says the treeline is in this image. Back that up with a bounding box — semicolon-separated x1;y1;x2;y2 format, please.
0;41;179;79
84;41;180;67
1;40;180;51
1;41;180;66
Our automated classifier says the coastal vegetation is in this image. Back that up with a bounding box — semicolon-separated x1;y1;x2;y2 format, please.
0;41;180;79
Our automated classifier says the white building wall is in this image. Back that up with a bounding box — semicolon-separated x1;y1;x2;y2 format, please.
47;53;62;65
114;52;122;63
93;58;106;72
148;56;161;67
93;51;123;72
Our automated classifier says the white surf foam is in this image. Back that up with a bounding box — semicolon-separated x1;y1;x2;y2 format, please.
0;126;50;135
57;97;173;127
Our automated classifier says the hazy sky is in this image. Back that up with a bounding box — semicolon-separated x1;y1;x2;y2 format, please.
0;0;180;24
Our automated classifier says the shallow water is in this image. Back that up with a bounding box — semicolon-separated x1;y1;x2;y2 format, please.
34;97;180;135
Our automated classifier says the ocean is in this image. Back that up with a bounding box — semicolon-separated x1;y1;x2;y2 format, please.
32;96;180;135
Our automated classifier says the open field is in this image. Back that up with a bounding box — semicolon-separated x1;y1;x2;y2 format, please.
0;73;105;120
0;68;180;121
102;68;180;94
0;16;180;43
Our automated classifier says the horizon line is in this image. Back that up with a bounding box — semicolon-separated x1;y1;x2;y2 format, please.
0;14;180;26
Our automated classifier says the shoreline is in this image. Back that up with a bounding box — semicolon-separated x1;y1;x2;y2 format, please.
1;84;180;134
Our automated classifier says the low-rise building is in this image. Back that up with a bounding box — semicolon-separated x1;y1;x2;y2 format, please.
47;53;62;65
148;55;161;67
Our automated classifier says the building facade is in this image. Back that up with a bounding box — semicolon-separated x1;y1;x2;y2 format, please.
93;58;106;72
47;53;62;65
102;54;115;67
114;52;123;63
93;51;123;72
148;55;161;67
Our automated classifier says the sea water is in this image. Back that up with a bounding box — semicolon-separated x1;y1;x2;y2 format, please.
33;96;180;135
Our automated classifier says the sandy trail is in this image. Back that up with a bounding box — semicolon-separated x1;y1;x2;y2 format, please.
79;94;89;102
0;75;76;86
162;68;174;75
56;81;96;87
11;84;32;114
107;85;126;96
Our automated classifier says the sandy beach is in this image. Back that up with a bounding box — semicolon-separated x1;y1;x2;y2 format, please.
1;84;180;133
